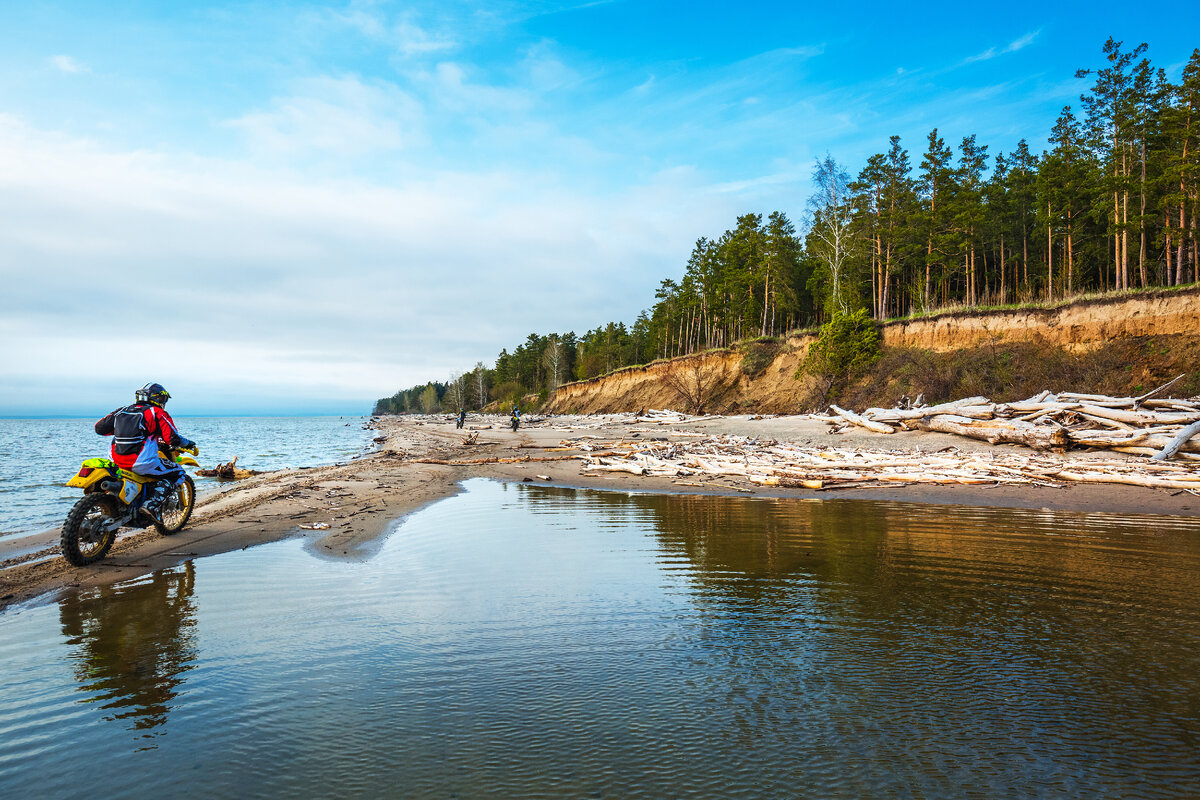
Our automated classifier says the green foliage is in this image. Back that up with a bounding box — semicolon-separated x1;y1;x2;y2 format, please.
489;381;524;406
738;338;784;377
374;39;1200;413
800;309;881;387
419;385;440;414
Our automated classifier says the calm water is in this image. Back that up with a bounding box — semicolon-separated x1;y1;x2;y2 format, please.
2;480;1199;799
0;416;374;538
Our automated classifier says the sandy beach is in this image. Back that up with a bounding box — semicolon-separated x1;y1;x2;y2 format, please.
3;413;1198;612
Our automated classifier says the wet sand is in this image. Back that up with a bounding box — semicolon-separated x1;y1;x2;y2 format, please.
3;413;1198;611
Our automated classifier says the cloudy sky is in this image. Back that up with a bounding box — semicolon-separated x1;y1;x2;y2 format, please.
2;1;1197;415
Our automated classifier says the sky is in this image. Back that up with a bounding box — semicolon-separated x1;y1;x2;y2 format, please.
2;1;1198;415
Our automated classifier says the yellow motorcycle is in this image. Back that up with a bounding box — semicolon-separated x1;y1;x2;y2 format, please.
61;445;200;566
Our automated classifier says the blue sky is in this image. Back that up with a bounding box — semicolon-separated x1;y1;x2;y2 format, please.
2;1;1197;414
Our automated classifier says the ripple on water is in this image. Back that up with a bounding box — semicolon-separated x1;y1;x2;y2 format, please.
1;481;1199;799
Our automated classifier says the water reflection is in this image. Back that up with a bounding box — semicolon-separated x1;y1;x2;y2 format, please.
58;562;197;741
0;483;1196;798
517;486;1200;762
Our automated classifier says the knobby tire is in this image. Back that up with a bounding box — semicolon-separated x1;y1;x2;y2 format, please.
155;475;195;535
61;494;120;566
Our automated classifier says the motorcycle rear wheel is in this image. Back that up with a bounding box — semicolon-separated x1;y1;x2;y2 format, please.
61;494;120;566
155;475;195;535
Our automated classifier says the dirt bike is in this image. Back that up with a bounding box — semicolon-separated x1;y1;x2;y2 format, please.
61;445;200;566
511;414;520;432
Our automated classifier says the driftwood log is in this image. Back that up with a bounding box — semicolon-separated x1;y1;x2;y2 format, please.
196;456;261;481
821;382;1200;462
1152;420;1200;462
575;434;1200;494
914;415;1070;450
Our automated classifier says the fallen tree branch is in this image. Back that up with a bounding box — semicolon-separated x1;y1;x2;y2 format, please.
1152;420;1200;462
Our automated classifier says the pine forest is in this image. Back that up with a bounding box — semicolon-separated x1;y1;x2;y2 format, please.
375;40;1200;414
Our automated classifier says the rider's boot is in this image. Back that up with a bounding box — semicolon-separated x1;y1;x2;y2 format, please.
139;481;169;524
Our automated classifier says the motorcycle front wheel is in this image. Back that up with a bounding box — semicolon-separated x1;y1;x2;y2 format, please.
61;495;120;566
155;475;195;535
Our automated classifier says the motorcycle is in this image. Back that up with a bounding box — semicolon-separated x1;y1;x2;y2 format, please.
511;413;520;432
61;445;200;566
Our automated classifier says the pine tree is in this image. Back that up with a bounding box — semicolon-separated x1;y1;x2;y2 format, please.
918;129;955;307
1077;38;1149;290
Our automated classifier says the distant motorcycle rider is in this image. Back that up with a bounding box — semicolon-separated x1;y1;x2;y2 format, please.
94;383;197;522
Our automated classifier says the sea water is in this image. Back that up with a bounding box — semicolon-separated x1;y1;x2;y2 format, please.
1;479;1198;799
0;416;375;539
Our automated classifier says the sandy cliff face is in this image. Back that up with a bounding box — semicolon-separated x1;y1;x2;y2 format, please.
547;348;820;415
545;288;1200;414
882;288;1200;352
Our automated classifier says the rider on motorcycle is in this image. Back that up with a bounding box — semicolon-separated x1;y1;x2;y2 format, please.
94;383;197;522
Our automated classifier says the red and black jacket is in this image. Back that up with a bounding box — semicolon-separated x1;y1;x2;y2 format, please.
95;403;183;469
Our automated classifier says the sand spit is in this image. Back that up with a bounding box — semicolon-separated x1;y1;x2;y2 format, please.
3;412;1199;611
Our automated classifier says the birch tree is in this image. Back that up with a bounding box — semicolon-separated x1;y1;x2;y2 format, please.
807;154;857;316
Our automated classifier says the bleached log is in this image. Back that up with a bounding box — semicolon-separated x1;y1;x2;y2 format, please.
1074;412;1135;430
1110;447;1200;461
1051;470;1200;490
1003;400;1082;413
1058;391;1133;404
1134;373;1186;407
1151;420;1200;462
1073;404;1200;426
864;400;995;422
829;405;895;434
590;463;648;475
915;415;1069;450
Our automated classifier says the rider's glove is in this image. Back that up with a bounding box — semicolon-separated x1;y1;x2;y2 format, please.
181;438;198;454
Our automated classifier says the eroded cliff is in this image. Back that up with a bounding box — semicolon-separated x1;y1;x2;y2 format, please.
545;287;1200;414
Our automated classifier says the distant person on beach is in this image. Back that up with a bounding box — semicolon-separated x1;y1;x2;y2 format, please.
457;408;466;429
94;382;197;522
511;406;521;431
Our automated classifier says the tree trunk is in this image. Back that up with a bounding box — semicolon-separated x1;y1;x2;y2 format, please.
1179;200;1187;286
1067;223;1074;295
999;234;1006;303
1047;206;1053;301
925;237;932;309
1122;147;1130;289
1140;137;1148;288
1022;227;1029;291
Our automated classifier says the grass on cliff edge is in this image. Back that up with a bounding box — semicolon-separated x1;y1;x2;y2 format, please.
833;334;1200;411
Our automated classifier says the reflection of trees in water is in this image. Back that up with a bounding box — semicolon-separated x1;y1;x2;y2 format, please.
520;485;897;605
58;562;198;741
519;485;1200;692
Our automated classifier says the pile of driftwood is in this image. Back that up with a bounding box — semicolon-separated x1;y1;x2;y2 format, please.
579;434;1200;493
196;456;261;481
819;377;1200;462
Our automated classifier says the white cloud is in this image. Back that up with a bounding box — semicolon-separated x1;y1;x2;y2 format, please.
0;114;735;413
49;54;87;73
223;75;426;157
963;30;1041;64
424;62;533;113
328;8;457;58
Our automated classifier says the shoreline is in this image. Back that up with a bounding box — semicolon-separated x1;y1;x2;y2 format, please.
3;413;1198;612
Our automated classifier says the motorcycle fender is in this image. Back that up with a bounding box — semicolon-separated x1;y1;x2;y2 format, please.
175;455;200;467
66;467;112;490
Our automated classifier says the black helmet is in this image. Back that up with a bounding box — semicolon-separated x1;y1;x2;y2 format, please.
136;382;171;407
